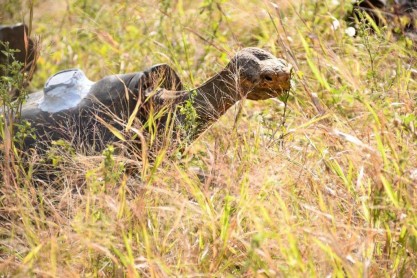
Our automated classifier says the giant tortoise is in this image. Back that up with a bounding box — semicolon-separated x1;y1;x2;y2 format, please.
7;47;292;152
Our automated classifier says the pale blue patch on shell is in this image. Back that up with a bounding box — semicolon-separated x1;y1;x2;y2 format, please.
39;69;94;113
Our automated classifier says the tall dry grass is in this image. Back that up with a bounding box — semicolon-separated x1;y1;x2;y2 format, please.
1;0;417;276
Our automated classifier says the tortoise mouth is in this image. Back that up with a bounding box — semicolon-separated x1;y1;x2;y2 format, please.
246;77;292;100
246;87;290;100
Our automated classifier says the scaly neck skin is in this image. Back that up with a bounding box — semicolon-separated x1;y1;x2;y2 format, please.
155;66;250;142
189;68;242;134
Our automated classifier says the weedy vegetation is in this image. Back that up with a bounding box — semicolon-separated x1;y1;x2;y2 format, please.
1;0;417;276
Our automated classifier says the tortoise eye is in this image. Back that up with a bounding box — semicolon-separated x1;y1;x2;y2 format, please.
262;74;273;82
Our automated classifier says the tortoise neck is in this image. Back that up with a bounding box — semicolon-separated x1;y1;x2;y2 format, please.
191;68;241;129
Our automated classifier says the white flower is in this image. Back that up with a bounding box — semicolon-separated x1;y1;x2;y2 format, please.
410;169;417;181
345;27;356;37
331;19;340;31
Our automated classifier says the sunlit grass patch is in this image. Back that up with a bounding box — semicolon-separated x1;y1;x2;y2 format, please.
1;0;417;276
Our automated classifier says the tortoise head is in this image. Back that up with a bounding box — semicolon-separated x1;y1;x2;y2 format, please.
228;47;292;100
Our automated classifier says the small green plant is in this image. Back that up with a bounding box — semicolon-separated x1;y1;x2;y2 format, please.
86;145;125;194
102;145;125;185
0;42;35;184
46;139;75;167
178;89;199;144
0;42;29;111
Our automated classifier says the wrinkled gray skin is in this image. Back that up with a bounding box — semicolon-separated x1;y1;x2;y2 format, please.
17;47;292;152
